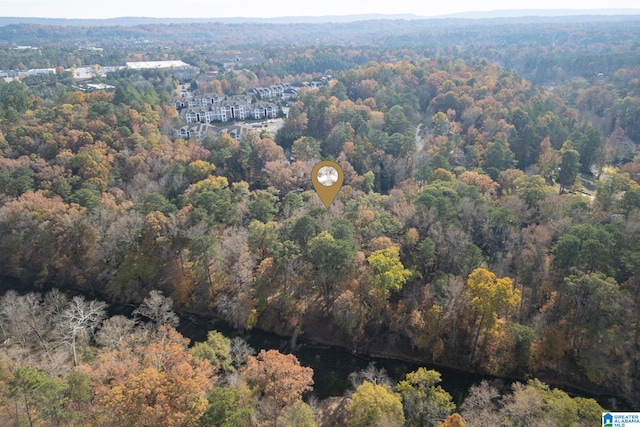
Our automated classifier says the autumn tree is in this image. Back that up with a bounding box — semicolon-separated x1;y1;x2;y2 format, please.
242;349;313;409
367;246;412;299
97;326;215;427
347;381;405;427
397;368;455;427
466;268;521;364
440;413;465;427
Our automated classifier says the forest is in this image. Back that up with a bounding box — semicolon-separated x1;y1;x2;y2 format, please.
1;13;640;426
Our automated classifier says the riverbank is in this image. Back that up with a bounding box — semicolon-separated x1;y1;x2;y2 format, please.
0;276;632;410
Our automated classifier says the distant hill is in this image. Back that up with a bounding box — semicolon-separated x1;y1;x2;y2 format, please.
438;9;640;19
0;14;424;27
2;9;640;27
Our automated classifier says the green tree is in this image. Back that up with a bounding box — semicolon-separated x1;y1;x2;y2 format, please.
397;368;455;427
482;140;516;180
292;136;321;161
8;366;68;427
514;174;552;208
557;147;580;194
367;246;412;298
348;381;405;427
556;272;622;383
595;171;630;212
570;126;604;174
551;224;617;276
249;190;279;223
278;401;318;427
196;386;253;427
189;330;234;372
307;231;358;307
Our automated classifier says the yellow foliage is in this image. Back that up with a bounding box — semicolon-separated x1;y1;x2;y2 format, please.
466;268;521;329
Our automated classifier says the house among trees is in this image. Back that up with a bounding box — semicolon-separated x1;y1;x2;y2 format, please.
177;94;278;123
173;122;246;141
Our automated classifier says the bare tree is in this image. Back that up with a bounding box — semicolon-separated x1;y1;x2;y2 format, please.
0;291;58;364
229;336;255;367
348;362;393;390
460;380;503;427
57;296;106;365
95;315;139;349
133;290;179;328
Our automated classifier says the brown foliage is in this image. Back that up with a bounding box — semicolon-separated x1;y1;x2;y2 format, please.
242;349;314;409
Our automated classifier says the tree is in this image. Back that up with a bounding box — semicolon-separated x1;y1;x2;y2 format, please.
367;246;412;299
440;414;465;427
570;126;604;174
551;224;616;276
466;268;521;364
58;295;107;365
459;381;501;427
95;315;138;349
133;290;179;328
514;174;552;208
229;337;256;368
196;386;253;427
557;147;580;194
482;140;516;180
278;401;318;427
347;381;405;427
556;272;622;383
189;330;234;372
307;231;357;307
397;368;455;427
292;136;321;161
98;326;215;427
7;366;68;427
241;349;313;410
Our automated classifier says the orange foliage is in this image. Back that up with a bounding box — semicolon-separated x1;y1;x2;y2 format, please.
242;349;313;409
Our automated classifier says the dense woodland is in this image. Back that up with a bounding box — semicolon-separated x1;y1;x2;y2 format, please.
1;14;640;426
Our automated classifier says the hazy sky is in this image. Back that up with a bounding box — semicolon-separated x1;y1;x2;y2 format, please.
0;0;638;19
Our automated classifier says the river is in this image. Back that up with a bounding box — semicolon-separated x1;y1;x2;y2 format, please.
0;276;630;409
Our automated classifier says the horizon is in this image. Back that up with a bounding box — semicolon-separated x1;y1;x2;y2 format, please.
0;0;638;20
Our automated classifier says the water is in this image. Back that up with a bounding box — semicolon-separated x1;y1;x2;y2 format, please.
175;312;484;404
0;276;631;409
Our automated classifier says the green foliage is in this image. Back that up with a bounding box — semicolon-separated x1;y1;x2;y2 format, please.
557;147;580;193
514;174;551;208
278;401;318;427
0;166;35;197
482;140;516;180
189;330;234;372
348;381;405;427
0;80;33;120
197;386;253;427
367;246;412;296
249;190;279;223
551;223;618;276
308;230;357;305
397;368;455;427
570;126;604;174
7;366;69;425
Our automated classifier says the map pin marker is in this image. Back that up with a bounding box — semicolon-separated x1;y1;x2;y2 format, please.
312;161;344;208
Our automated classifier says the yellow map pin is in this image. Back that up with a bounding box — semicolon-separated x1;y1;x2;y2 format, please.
311;161;344;208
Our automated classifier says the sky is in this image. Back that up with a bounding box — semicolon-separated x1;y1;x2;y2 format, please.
0;0;638;19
